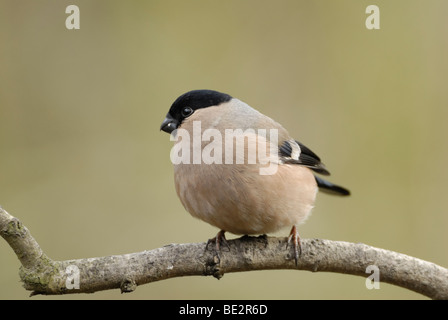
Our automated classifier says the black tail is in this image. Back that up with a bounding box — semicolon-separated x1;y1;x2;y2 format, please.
315;176;350;196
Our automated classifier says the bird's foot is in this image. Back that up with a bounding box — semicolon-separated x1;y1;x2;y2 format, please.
206;230;230;262
286;225;302;266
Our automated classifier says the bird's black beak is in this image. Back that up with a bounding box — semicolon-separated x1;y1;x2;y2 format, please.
160;114;179;134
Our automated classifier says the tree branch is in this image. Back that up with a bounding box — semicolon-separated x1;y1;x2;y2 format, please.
1;206;447;299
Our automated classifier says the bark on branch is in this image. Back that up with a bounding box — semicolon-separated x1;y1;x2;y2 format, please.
1;206;447;299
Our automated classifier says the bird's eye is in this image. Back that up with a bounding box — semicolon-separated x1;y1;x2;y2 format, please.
181;107;193;117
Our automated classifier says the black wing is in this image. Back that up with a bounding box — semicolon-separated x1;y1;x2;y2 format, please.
279;140;330;176
279;140;351;196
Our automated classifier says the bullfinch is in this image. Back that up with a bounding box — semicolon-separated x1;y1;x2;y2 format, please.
160;89;349;265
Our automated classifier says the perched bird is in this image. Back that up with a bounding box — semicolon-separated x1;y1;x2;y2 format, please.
160;89;349;265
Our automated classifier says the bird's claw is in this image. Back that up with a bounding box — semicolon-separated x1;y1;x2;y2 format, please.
286;225;302;266
206;230;230;262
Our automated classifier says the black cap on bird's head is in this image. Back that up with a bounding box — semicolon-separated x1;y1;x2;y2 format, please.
160;89;232;133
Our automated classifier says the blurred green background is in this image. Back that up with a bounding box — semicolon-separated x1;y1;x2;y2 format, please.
1;0;447;300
